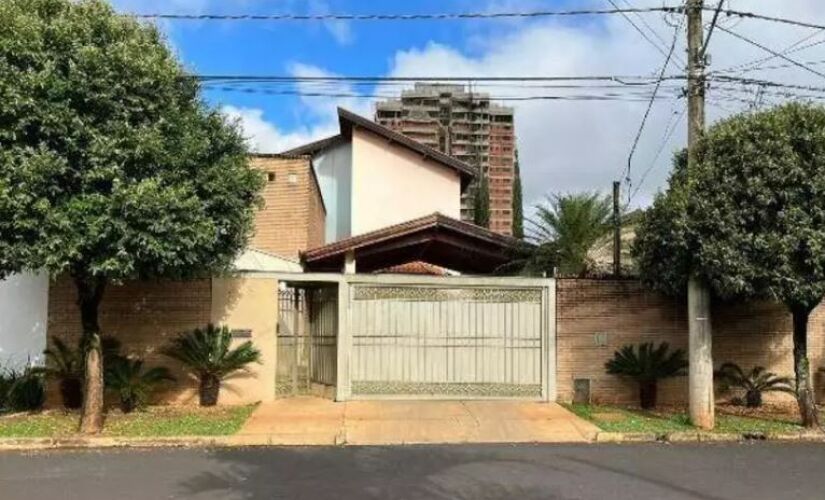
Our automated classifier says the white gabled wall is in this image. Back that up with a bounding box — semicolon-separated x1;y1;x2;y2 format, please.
0;272;49;369
350;128;462;237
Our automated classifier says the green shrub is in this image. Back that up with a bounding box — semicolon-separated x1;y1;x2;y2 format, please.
6;368;45;412
105;357;175;413
715;363;795;408
162;324;261;406
605;342;688;409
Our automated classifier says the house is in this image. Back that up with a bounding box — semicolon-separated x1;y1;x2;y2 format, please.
45;108;538;406
39;108;825;407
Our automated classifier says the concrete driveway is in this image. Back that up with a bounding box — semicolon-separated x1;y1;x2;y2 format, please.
238;397;599;445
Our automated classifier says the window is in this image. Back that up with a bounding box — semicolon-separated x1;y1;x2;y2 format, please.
267;172;276;182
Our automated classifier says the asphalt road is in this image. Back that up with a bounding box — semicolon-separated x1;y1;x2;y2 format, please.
1;443;824;499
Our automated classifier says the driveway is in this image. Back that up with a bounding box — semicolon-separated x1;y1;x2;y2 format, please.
237;397;599;445
2;443;824;499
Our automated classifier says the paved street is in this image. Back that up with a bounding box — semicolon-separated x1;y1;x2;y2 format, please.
1;443;824;499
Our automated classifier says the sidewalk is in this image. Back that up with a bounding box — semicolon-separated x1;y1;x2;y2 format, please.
236;397;600;445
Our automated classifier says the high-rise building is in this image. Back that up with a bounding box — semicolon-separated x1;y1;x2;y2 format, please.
375;83;517;236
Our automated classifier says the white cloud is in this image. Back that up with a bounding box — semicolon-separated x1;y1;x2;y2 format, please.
222;105;337;153
306;0;354;45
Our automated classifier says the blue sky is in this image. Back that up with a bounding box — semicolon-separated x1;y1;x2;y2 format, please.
111;0;825;209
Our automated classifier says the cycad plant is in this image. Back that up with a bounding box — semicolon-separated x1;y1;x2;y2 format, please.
605;342;688;409
715;363;795;408
162;324;261;406
105;357;175;413
40;338;84;409
39;337;123;409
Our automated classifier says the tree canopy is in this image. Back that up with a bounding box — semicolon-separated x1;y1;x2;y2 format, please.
0;0;262;283
634;104;825;309
530;192;612;276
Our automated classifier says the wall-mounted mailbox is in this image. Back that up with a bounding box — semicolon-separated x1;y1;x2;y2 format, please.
231;329;253;339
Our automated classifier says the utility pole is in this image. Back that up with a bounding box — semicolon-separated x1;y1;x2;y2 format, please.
686;0;715;430
612;181;621;276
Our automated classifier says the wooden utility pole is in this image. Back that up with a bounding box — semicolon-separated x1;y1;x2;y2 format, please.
612;181;621;276
686;0;715;430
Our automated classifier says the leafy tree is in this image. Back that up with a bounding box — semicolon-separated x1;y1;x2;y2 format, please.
633;103;825;427
605;342;688;409
529;192;612;276
512;149;524;238
473;174;491;228
0;0;263;432
715;363;794;408
162;324;261;407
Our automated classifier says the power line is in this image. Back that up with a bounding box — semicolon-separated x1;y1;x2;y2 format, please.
715;24;825;80
712;36;825;75
626;105;687;206
195;74;686;83
700;0;726;58
607;0;672;59
201;85;686;102
130;6;674;21
620;12;685;185
129;6;825;32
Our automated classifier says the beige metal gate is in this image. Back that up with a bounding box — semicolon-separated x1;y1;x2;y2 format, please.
276;286;337;397
345;278;554;400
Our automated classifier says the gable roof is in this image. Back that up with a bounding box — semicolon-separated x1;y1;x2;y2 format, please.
337;108;476;181
279;108;476;183
301;212;522;274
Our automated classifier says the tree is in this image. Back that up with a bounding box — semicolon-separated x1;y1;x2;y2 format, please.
0;0;263;433
473;174;491;228
633;103;825;427
529;192;612;276
512;150;524;239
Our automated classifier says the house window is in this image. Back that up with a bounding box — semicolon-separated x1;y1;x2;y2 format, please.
267;172;276;182
288;173;298;185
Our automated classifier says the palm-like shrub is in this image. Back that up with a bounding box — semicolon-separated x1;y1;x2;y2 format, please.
105;357;175;413
2;367;45;412
715;363;795;408
605;342;688;409
40;338;84;409
39;337;123;409
162;324;261;406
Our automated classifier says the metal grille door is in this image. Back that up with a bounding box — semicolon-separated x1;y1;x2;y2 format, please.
349;285;546;399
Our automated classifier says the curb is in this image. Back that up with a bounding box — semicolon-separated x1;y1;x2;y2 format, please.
594;430;825;444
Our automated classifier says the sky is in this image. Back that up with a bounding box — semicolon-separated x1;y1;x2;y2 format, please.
111;0;825;211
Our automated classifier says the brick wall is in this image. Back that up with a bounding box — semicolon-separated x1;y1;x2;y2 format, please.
556;279;825;405
47;276;212;405
249;155;326;259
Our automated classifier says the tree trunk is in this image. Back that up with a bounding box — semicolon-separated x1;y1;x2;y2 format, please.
199;375;221;407
791;306;820;428
75;276;106;434
639;380;658;410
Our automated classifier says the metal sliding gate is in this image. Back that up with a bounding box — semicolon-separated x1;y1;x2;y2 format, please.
346;278;554;400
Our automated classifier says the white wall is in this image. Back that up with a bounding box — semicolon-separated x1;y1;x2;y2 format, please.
313;141;353;243
0;272;49;369
350;128;462;237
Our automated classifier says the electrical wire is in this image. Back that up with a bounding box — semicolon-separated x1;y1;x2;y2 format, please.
619;11;685;186
715;24;825;80
127;7;825;32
